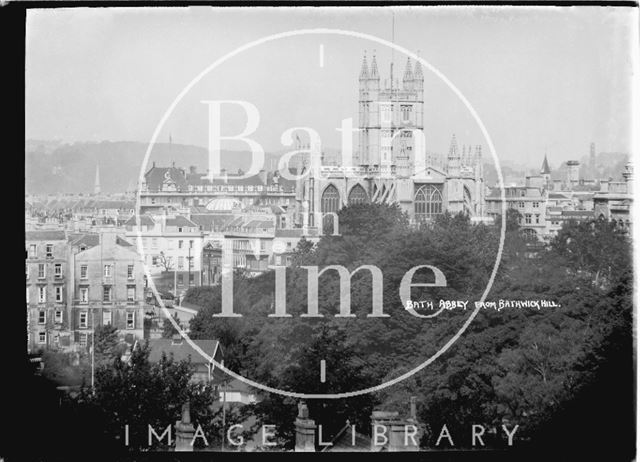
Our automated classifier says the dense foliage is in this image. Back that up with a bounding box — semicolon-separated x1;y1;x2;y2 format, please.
186;203;633;452
25;203;633;457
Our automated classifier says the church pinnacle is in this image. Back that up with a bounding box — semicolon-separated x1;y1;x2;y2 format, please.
370;51;379;80
359;52;369;80
403;57;414;82
448;134;459;160
414;54;424;81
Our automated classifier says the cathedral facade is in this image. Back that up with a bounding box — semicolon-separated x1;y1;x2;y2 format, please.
295;52;486;229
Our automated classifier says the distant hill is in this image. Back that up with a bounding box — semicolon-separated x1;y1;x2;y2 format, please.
26;139;65;155
483;162;526;187
25;141;288;195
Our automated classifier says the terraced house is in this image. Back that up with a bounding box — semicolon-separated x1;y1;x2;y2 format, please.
26;230;71;352
70;231;146;348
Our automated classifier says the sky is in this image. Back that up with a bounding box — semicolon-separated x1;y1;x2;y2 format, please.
26;6;638;169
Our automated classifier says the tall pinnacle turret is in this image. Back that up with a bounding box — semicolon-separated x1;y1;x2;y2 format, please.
447;134;461;176
359;52;369;81
370;51;379;80
413;52;424;91
402;57;414;90
414;55;424;79
403;57;413;80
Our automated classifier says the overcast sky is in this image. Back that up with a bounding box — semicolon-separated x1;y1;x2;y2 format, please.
26;6;637;168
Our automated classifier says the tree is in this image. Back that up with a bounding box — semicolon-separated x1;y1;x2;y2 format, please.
158;251;174;272
41;350;90;387
162;313;183;339
94;323;126;365
247;325;376;449
551;218;631;287
81;341;220;451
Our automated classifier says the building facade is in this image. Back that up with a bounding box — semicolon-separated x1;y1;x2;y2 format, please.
486;174;548;240
70;232;146;347
139;164;297;214
26;230;71;352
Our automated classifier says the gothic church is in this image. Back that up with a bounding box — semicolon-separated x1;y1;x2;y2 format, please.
296;52;485;228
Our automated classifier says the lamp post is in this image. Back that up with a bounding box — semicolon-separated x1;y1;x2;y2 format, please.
187;245;192;287
221;380;227;451
91;309;95;394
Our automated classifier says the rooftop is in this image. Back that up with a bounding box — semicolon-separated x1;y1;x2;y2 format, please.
25;230;66;241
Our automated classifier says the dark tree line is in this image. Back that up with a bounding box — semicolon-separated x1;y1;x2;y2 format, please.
22;203;633;457
186;204;633;454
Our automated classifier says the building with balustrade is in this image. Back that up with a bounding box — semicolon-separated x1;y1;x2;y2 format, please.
139;163;297;214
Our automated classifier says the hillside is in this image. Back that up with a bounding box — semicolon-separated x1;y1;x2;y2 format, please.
25;141;287;195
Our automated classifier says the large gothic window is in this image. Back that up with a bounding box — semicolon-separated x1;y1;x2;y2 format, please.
321;184;341;214
414;185;443;221
348;184;368;205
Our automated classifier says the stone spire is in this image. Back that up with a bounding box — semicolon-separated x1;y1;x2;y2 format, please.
448;134;459;160
447;134;460;176
94;163;101;195
402;57;414;90
370;51;379;80
359;52;369;81
413;53;424;89
540;154;551;175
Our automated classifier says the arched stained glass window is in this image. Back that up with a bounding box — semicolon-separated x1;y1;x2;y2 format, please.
321;184;341;214
348;184;368;205
414;185;443;222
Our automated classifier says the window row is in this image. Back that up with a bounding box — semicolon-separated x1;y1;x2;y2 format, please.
521;214;542;225
78;311;136;329
27;286;64;303
77;286;137;303
35;310;63;325
27;263;64;279
27;264;137;280
27;243;55;259
516;201;541;209
79;264;136;279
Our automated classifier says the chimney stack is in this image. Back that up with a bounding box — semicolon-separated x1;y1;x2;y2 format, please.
371;406;420;452
175;401;195;451
409;396;417;422
294;402;316;452
259;169;267;185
